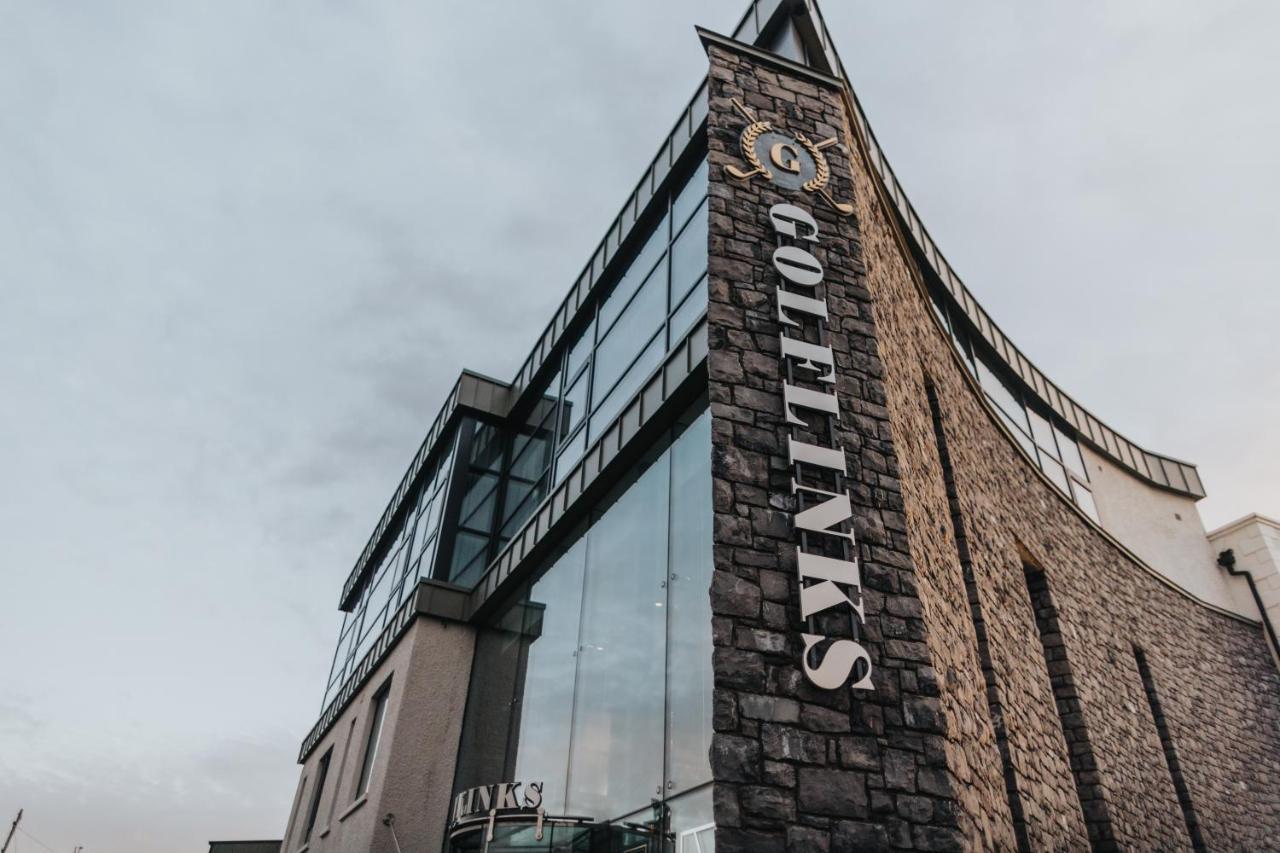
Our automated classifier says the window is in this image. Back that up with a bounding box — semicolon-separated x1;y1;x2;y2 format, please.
303;747;332;842
669;200;708;306
547;157;707;486
356;680;391;799
454;408;713;822
321;432;459;711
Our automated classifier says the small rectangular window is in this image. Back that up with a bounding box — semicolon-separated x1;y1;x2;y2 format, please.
303;748;332;842
669;199;708;306
975;355;1027;432
1071;481;1099;523
1026;407;1058;457
1055;425;1087;482
668;275;707;348
356;681;392;799
1039;453;1070;494
671;159;708;231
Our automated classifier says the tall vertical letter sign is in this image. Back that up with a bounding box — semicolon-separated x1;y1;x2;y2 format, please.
770;203;872;692
727;99;873;692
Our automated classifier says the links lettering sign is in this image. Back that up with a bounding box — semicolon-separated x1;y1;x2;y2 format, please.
450;780;546;841
767;202;873;692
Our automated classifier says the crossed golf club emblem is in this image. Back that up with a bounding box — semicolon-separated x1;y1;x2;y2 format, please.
724;97;854;217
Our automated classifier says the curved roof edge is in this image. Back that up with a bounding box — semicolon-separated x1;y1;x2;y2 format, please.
336;0;1205;613
784;0;1205;500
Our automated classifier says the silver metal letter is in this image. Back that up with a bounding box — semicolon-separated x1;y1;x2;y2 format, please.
779;336;836;383
523;782;544;810
768;203;819;241
797;551;865;621
772;245;824;288
802;634;874;691
777;288;829;327
783;383;840;427
788;437;846;475
791;487;856;547
498;783;521;810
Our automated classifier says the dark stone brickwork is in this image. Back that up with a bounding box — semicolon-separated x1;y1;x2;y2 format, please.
704;36;1280;853
705;43;964;852
837;40;1280;853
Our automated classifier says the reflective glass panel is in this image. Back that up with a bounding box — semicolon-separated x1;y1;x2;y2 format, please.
672;159;708;230
450;531;490;579
976;355;1026;432
511;538;588;814
668;275;707;348
560;370;588;440
670;786;715;853
665;413;714;794
1027;407;1057;456
1056;425;1087;481
669;199;708;307
458;472;499;530
501;478;538;528
599;215;669;333
1039;453;1069;493
996;406;1036;459
589;333;664;441
566;450;669;819
509;426;553;483
566;319;594;379
554;428;587;486
593;260;666;399
1072;480;1100;523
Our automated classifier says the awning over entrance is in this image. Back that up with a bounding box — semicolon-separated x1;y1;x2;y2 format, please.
448;817;669;853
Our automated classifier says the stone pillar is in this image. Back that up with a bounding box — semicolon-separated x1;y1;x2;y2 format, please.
702;35;965;852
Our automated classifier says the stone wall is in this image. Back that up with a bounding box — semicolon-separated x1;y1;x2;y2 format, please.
704;35;1280;852
836;37;1280;853
705;41;965;852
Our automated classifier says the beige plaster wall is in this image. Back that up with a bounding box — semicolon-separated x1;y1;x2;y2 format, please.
281;615;475;853
1085;445;1257;618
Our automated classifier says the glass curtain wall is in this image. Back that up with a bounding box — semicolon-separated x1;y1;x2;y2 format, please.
448;419;508;587
454;406;713;833
492;157;710;555
320;431;459;709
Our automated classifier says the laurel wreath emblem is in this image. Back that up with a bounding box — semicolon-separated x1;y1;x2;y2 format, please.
795;132;830;194
737;119;774;181
724;98;854;217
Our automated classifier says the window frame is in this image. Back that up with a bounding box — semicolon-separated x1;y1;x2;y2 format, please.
354;677;393;801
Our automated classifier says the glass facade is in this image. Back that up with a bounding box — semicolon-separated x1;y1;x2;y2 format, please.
500;157;709;543
319;156;710;712
453;406;713;831
321;431;459;709
929;285;1099;522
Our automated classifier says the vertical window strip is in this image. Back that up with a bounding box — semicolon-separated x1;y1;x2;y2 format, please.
357;680;392;799
303;747;332;842
925;379;1031;852
1022;565;1116;850
1133;647;1207;851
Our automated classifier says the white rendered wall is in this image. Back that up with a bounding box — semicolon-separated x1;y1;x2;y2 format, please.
1082;445;1257;619
1208;515;1280;666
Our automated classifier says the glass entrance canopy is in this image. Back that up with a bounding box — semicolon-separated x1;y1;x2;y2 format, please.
449;817;670;853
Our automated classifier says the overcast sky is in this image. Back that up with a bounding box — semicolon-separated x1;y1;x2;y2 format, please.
1;1;1276;851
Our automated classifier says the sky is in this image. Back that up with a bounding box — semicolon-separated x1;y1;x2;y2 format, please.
0;1;1276;850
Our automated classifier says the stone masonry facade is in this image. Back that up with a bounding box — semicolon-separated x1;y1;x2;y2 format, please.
841;45;1280;852
706;42;965;852
705;37;1280;852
